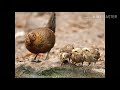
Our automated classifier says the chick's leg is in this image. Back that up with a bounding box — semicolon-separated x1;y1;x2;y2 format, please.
81;62;84;67
61;62;63;66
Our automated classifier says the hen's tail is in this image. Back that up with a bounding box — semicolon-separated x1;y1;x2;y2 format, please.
46;12;56;32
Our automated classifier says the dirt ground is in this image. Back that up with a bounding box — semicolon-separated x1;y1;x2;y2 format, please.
15;12;105;78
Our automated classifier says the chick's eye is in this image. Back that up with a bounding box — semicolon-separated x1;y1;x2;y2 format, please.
85;49;89;52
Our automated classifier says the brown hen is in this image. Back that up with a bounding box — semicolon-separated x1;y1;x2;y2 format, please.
25;12;56;62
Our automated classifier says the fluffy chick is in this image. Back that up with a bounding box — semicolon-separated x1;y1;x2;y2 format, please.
81;47;100;66
60;44;74;53
59;52;71;66
59;44;74;65
70;48;84;66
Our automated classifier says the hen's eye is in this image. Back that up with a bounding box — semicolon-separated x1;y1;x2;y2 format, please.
28;33;36;41
31;33;36;37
